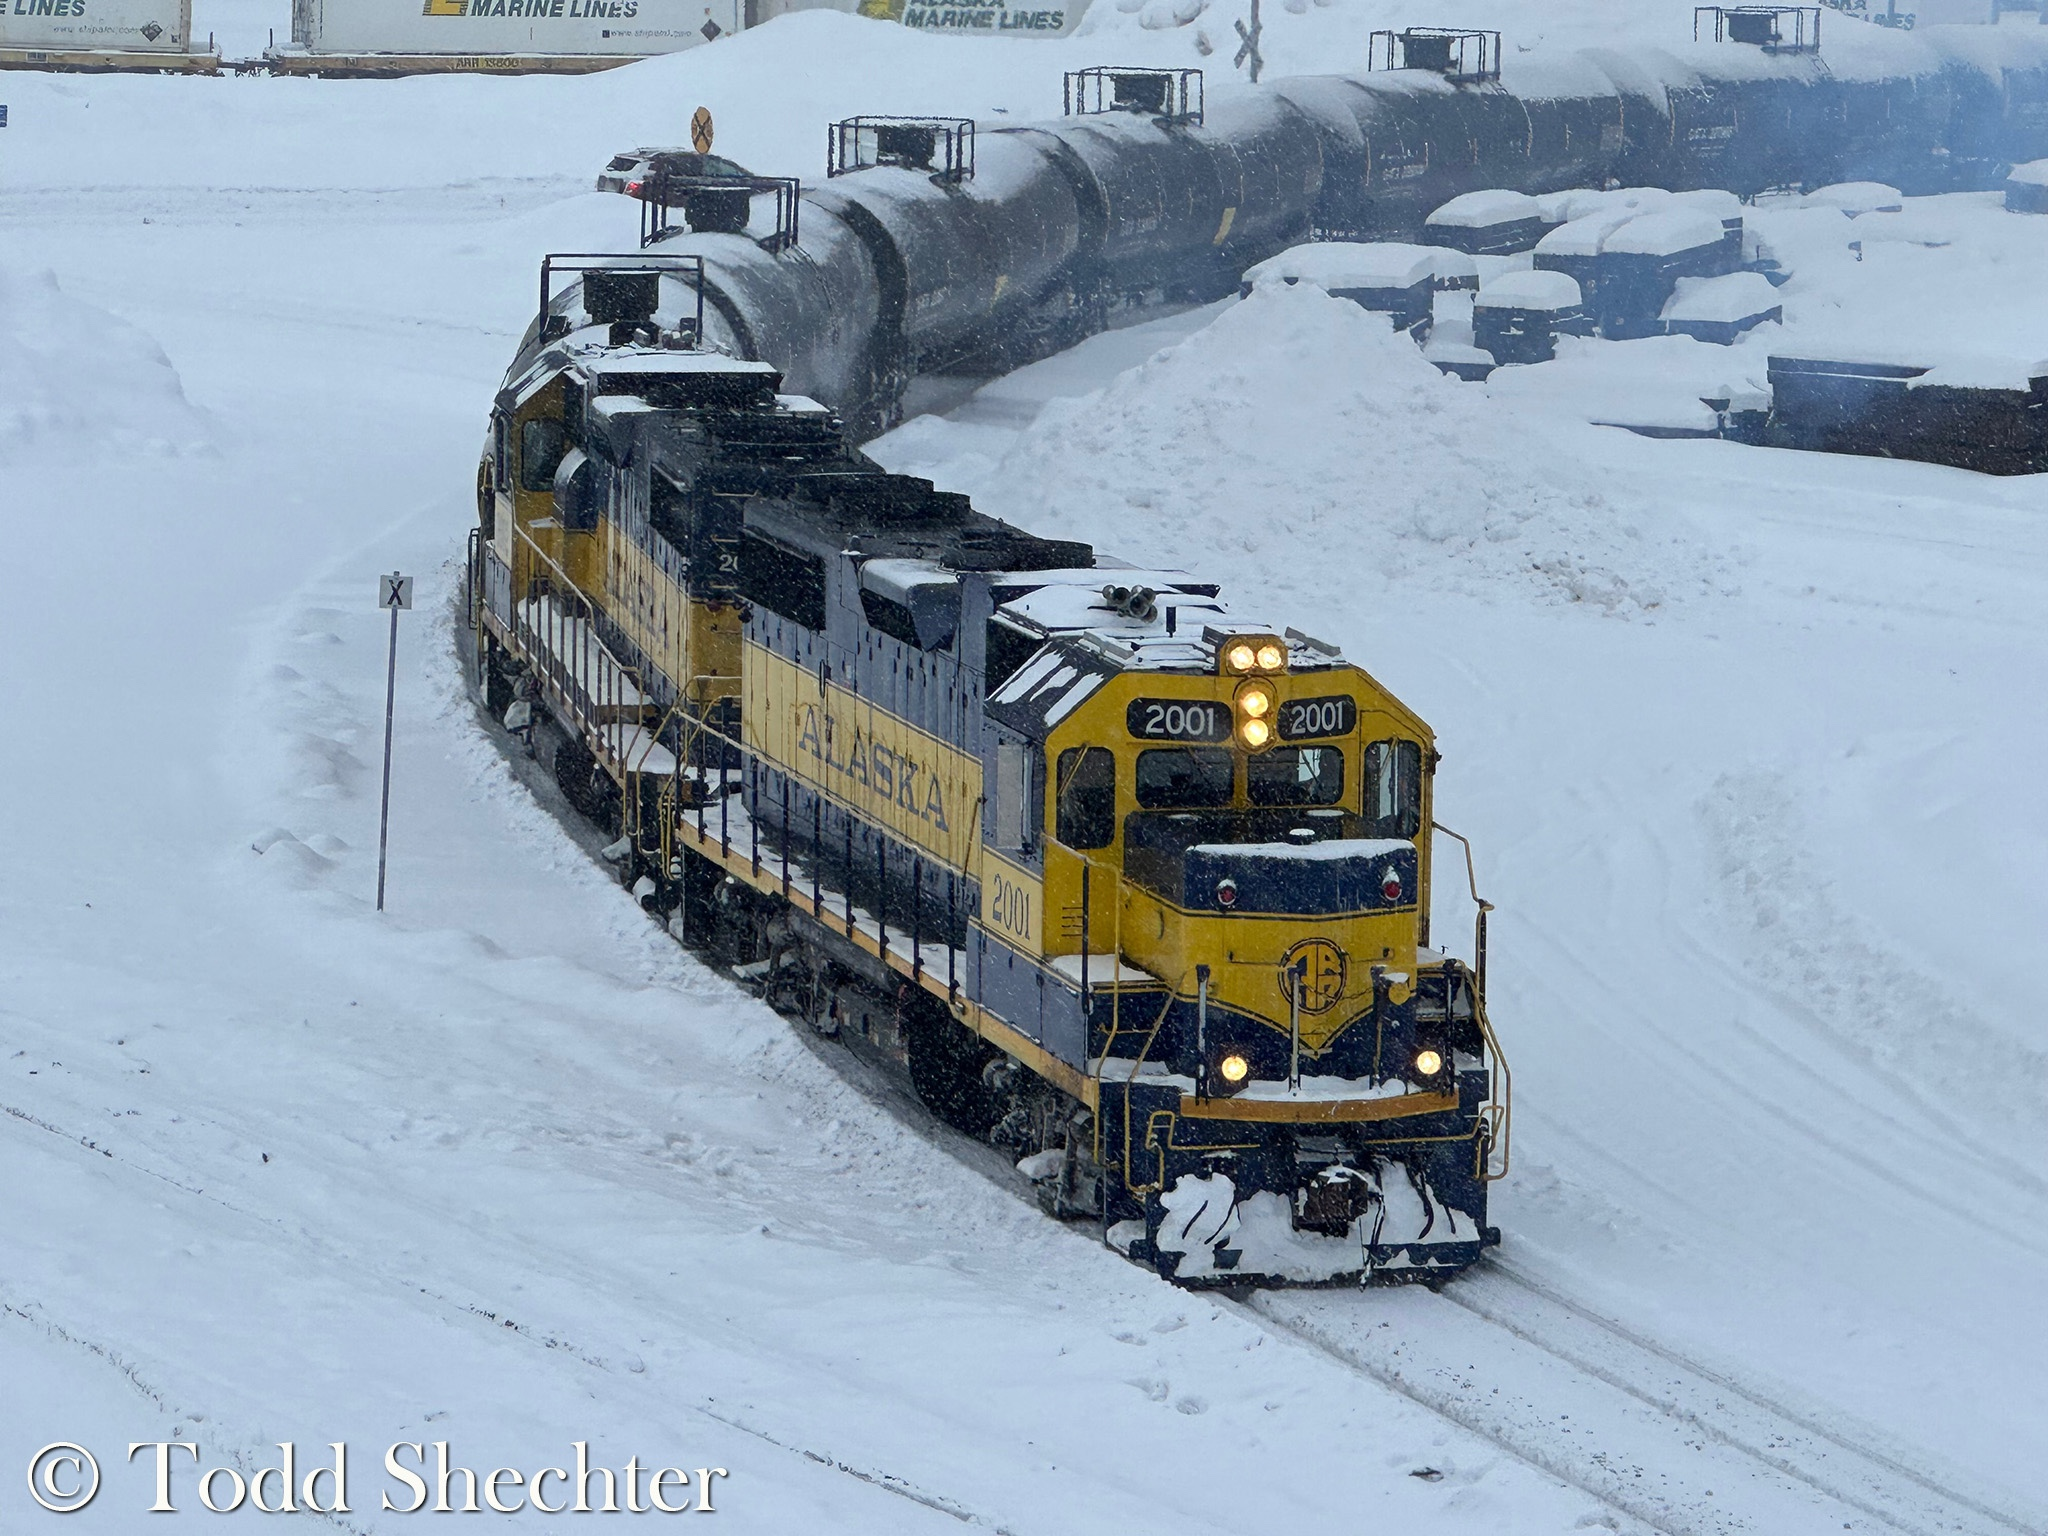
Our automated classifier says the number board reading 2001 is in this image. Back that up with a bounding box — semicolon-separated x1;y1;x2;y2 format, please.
1126;699;1232;743
1277;695;1357;741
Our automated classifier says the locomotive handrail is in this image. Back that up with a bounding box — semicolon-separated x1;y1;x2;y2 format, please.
512;526;648;786
1472;984;1511;1182
1431;818;1494;999
1431;818;1510;1181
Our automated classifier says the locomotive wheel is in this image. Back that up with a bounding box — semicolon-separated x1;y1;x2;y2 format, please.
480;635;516;717
551;736;620;831
903;995;999;1139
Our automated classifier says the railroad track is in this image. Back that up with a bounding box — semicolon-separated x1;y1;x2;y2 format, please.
1250;1259;2043;1536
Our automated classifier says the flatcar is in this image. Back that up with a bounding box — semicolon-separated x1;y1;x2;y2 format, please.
467;258;1509;1285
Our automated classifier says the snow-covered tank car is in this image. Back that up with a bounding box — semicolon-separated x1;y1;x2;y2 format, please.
590;29;2048;430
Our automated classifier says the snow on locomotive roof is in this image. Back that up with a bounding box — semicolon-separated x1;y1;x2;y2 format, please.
503;336;772;407
995;577;1225;641
984;568;1341;678
586;352;779;377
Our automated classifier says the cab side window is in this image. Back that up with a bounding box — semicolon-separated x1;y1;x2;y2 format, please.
1362;739;1423;838
993;740;1045;853
519;418;567;493
492;412;512;493
1055;747;1116;851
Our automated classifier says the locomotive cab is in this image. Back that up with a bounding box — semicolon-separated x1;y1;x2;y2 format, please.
973;574;1504;1283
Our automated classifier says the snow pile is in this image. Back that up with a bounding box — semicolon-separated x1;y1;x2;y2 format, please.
0;268;210;460
1799;180;1905;215
1476;268;1582;310
1426;188;1545;229
1662;270;1783;325
1751;189;2048;373
1604;207;1726;258
954;284;1720;613
1243;240;1436;291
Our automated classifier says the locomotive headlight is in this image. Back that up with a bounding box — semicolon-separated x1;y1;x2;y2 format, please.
1224;641;1257;673
1414;1048;1444;1078
1255;642;1285;672
1206;1043;1253;1099
1239;717;1272;749
1237;684;1272;719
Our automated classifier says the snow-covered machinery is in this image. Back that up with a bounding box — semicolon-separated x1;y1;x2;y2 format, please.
1474;270;1591;364
1240;242;1438;334
1764;352;2048;472
465;254;1512;1286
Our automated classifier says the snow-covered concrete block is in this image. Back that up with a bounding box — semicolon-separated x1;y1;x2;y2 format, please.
1661;272;1784;344
1240;241;1435;331
1424;188;1553;255
2005;159;2048;213
1474;270;1588;363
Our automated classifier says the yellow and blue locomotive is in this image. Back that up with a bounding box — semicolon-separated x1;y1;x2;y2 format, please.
467;255;1508;1285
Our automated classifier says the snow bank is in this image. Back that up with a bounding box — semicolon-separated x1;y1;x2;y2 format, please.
0;268;210;460
1802;180;1905;215
947;284;1718;613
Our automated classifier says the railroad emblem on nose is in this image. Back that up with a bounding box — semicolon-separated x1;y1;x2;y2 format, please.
1281;938;1346;1015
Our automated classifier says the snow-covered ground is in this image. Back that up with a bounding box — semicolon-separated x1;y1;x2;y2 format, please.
4;9;2047;1534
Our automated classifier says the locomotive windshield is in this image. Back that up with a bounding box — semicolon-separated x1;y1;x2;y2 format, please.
1136;748;1234;809
1248;746;1344;806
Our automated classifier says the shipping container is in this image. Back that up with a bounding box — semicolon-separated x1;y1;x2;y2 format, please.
266;0;741;74
1;0;217;70
831;0;1087;38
